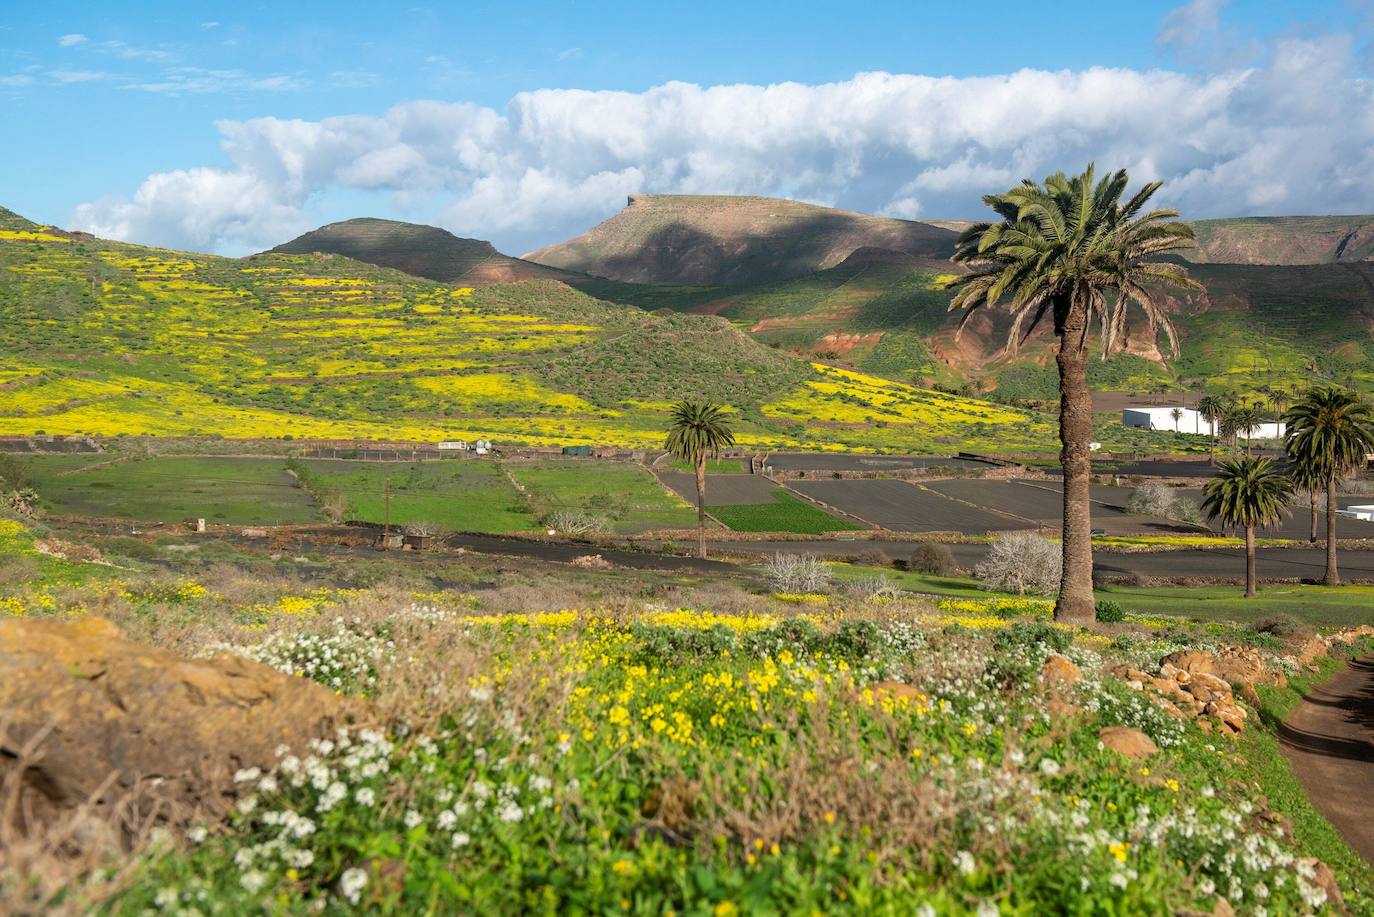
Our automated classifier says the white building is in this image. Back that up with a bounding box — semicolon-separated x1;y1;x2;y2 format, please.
1340;505;1374;522
1122;406;1284;440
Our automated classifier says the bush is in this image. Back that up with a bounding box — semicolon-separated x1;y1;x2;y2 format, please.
763;552;831;593
852;548;891;568
544;510;611;537
908;543;956;575
841;574;901;601
1126;483;1201;523
975;533;1060;596
1094;599;1126;623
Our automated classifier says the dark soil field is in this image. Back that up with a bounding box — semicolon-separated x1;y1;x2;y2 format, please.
922;479;1177;535
763;453;997;473
787;479;1026;533
656;472;780;506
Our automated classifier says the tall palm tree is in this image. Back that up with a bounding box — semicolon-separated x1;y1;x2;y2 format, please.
1201;458;1292;598
948;165;1200;624
1283;387;1374;585
1197;394;1224;464
1231;405;1261;457
665;400;735;559
1170;407;1183;432
1286;456;1323;545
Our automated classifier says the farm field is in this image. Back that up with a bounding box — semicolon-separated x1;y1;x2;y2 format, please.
924;479;1182;535
763;452;997;473
709;490;863;533
656;471;780;506
24;455;321;525
505;459;698;533
294;460;536;533
788;478;1025;533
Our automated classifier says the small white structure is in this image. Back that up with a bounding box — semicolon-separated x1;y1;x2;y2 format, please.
1122;406;1284;440
437;440;469;451
1340;505;1374;522
474;438;492;455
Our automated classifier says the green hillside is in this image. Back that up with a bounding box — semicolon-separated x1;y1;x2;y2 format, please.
0;208;1056;454
1184;215;1374;265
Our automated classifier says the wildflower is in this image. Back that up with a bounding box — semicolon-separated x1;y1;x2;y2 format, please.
954;850;976;875
404;810;423;829
240;871;267;893
1109;841;1129;863
611;859;636;877
452;832;471;849
497;801;523;823
714;903;739;917
339;867;368;904
355;787;376;806
234;767;261;784
1039;758;1061;776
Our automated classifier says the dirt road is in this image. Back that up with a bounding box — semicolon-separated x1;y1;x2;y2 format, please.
1279;658;1374;864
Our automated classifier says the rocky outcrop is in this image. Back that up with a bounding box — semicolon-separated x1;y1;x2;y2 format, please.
0;616;355;834
1113;653;1250;734
1098;726;1159;759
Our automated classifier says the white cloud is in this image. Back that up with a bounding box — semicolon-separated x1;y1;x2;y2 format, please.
1159;0;1227;49
57;33;88;47
72;28;1374;257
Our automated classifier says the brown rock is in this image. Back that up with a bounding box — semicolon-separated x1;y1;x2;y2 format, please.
1297;858;1345;909
1040;654;1082;687
1296;636;1328;666
0;616;355;834
1098;726;1159;759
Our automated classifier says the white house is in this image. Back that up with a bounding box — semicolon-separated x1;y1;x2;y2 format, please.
1340;505;1374;521
437;440;468;451
1122;406;1284;440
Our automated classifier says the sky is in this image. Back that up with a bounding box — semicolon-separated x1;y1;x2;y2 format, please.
3;0;1372;256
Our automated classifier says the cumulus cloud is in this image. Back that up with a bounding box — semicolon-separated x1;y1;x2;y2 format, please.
72;26;1374;256
57;33;88;48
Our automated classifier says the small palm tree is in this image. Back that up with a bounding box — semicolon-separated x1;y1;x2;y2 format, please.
1286;453;1323;544
1283;387;1374;585
948;165;1199;624
665;400;735;559
1197;394;1224;464
1201;458;1292;598
1231;405;1261;457
1170;407;1183;432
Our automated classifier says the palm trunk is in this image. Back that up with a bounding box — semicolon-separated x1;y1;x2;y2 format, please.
1308;488;1318;544
1208;429;1216;466
1054;327;1096;625
694;451;707;559
1324;473;1339;585
1244;523;1257;598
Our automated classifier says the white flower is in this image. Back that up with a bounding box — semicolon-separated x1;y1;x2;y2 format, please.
339;867;368;904
404;810;423;829
915;905;936;917
497;801;523;823
187;826;208;844
975;902;998;917
236;796;258;815
155;888;179;907
234;767;261;784
355;787;376;806
1039;758;1061;776
471;780;491;799
954;850;976;875
289;848;315;868
240;870;267;893
468;685;493;702
438;810;458;831
530;775;552;793
452;831;471;848
258;775;278;793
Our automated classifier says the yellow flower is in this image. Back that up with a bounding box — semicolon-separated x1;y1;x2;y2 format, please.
1109;841;1129;863
823;811;836;825
714;903;739;917
611;859;636;878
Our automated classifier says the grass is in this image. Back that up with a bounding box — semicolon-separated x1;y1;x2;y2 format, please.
295;459;535;533
711;491;861;534
24;455;321;525
662;457;745;474
832;563;1374;627
505;459;698;533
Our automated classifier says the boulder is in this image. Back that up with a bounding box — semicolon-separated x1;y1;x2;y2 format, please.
1098;726;1159;759
1040;654;1082;688
1161;647;1283;689
0;616;356;834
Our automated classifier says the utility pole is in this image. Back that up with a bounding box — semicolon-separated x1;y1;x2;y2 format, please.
382;477;391;548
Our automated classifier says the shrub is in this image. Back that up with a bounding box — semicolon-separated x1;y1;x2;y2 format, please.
841;574;901;601
1126;484;1201;523
852;548;891;568
544;510;611;537
1252;614;1307;639
908;543;956;575
1094;599;1126;623
762;552;831;594
975;533;1060;596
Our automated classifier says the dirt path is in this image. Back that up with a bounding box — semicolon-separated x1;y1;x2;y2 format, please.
1279;658;1374;864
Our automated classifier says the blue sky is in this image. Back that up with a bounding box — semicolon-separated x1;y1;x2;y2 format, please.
2;1;1370;254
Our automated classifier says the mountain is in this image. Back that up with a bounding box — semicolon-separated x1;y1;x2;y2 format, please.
1182;215;1374;265
270;218;582;286
0;207;1058;454
524;194;959;285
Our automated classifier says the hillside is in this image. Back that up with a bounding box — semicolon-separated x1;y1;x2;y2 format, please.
524;193;959;284
270;217;580;286
1183;215;1374;265
0;207;1056;453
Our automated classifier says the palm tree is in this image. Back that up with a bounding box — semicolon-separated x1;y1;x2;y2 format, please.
1170;407;1183;432
1232;405;1261;457
665;400;735;559
1286;456;1323;545
1201;458;1292;598
948;165;1200;624
1197;394;1224;464
1283;387;1374;585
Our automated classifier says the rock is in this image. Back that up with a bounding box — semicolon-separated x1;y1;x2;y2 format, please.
240;527;269;538
1098;726;1159;759
1296;636;1328;666
1297;858;1344;909
1211;897;1235;917
570;553;612;569
0;616;355;835
1040;654;1082;687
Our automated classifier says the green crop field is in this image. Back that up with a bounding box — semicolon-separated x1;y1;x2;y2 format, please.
293;460;535;533
711;491;861;534
24;455;321;525
505;459;698;533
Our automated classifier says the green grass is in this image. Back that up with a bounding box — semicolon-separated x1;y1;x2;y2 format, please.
295;459;536;533
711;491;861;534
833;563;1374;627
505;459;698;533
662;457;744;474
25;455;321;525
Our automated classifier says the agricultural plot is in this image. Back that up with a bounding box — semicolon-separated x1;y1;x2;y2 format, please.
294;460;535;533
25;456;320;525
709;491;862;534
656;472;780;506
787;479;1025;533
504;459;697;533
762;452;996;473
924;479;1163;535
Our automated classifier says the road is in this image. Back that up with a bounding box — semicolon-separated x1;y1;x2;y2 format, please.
1279;658;1374;864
